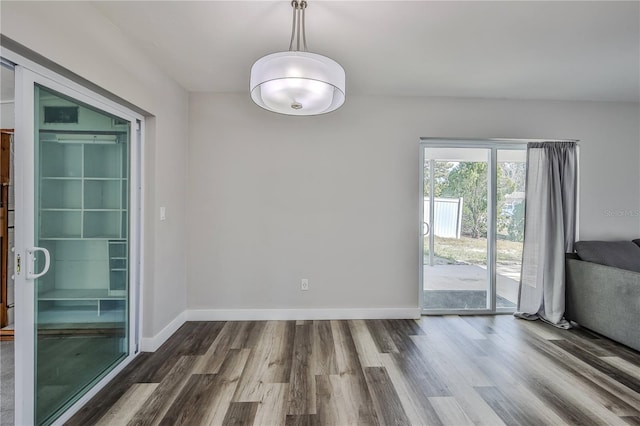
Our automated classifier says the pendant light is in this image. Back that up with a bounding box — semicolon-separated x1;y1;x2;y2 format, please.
250;0;346;115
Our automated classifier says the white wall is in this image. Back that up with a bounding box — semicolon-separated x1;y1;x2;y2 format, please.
1;1;189;339
188;93;640;311
2;2;639;324
1;102;14;128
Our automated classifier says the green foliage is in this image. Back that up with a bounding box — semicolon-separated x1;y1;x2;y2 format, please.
423;161;453;197
424;236;524;265
439;162;515;239
507;202;525;242
442;162;487;238
500;162;526;192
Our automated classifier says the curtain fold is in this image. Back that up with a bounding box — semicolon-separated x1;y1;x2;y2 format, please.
514;142;577;328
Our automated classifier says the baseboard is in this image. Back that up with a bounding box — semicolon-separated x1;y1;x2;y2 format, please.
186;307;421;321
140;310;187;352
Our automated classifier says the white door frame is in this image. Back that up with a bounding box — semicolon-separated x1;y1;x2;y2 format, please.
9;50;144;425
418;138;527;315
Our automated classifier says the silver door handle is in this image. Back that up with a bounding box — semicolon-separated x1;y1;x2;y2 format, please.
26;247;51;280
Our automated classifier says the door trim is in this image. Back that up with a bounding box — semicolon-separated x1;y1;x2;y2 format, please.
14;64;36;425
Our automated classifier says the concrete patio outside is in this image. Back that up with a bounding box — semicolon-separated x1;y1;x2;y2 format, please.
423;263;521;309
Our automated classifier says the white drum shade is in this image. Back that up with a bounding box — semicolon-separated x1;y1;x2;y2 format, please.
250;51;346;115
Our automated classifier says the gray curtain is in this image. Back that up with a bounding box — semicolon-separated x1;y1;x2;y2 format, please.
515;142;577;328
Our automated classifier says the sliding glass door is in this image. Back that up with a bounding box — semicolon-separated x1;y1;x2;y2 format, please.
420;141;526;313
423;148;491;310
14;66;141;425
496;149;526;310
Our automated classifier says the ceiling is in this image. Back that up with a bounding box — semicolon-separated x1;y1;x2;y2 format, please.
1;2;638;103
63;2;640;102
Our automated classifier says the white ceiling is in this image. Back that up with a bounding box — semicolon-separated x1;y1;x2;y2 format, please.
90;1;638;102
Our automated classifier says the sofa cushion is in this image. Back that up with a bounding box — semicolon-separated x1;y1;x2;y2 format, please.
574;241;640;273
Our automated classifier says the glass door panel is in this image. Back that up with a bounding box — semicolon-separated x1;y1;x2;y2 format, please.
34;85;130;425
423;148;490;310
496;149;526;311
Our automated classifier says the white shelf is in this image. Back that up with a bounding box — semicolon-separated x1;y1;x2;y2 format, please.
41;177;83;180
38;308;126;324
40;237;122;241
39;289;126;301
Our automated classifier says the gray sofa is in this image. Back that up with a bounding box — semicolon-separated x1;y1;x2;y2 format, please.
565;239;640;352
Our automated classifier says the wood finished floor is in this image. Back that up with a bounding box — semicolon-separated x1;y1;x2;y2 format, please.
67;317;640;426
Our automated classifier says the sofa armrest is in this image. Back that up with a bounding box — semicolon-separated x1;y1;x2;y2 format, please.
565;258;640;351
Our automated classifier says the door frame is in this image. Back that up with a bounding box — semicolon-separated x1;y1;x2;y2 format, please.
418;138;527;315
6;48;145;426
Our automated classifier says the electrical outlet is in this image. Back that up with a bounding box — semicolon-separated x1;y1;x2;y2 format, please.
301;279;309;291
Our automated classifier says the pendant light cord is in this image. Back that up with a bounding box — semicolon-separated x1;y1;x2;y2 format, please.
288;1;297;51
296;3;301;51
288;0;308;52
301;2;308;51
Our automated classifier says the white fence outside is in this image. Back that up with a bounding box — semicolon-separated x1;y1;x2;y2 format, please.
424;197;463;239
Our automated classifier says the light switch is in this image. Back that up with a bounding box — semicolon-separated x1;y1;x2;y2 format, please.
160;206;166;221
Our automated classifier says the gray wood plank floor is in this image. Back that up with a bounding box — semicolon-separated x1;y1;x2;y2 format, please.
67;316;640;425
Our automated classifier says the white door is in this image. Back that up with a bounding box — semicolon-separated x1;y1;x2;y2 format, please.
14;65;141;426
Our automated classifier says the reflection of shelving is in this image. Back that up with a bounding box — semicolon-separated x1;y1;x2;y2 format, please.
39;289;125;300
37;132;129;324
41;179;82;209
83;212;121;239
41;142;82;178
84;144;125;179
40;211;82;239
85;180;121;209
38;289;126;320
39;138;128;240
108;240;127;296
